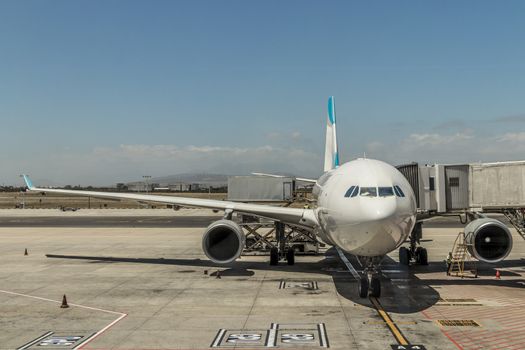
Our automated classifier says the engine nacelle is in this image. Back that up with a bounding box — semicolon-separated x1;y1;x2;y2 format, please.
465;218;513;263
202;220;245;264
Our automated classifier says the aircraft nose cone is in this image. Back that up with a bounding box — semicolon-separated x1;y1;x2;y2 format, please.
369;200;397;221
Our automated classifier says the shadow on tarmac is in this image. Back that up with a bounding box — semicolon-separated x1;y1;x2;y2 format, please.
45;251;525;314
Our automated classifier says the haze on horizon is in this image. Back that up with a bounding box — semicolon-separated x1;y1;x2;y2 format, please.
1;1;525;186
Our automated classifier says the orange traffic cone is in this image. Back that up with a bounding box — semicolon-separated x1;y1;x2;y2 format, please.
60;294;69;308
24;249;28;256
495;270;501;280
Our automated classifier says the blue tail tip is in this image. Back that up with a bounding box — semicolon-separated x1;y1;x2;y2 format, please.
22;174;34;189
328;96;336;124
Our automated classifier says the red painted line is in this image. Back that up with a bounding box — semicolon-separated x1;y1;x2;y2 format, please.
481;333;525;346
507;343;525;350
457;324;525;344
442;330;465;350
421;310;464;350
435;307;511;319
496;339;525;349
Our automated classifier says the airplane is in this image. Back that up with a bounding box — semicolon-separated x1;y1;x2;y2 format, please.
21;96;513;298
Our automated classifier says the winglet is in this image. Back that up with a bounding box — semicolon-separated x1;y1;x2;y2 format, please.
21;174;35;190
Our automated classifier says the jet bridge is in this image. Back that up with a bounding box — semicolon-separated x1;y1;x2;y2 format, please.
396;160;525;241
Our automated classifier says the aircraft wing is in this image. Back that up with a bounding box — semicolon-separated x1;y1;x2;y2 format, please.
21;175;318;228
251;172;317;183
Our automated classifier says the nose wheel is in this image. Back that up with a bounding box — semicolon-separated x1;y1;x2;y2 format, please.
358;275;369;298
357;256;383;298
358;273;381;298
399;222;428;266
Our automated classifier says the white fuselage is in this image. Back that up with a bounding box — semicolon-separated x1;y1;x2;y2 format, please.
313;158;417;257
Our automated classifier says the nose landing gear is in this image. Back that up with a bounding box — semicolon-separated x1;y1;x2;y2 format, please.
358;272;382;298
358;256;383;298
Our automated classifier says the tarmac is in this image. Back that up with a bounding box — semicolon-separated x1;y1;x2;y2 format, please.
0;209;524;350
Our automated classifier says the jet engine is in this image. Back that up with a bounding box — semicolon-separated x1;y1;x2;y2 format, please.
202;220;245;264
464;218;513;263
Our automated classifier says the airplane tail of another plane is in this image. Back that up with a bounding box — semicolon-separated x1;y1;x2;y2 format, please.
324;96;340;172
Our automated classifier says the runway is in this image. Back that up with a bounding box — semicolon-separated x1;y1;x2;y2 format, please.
0;214;508;228
0;216;220;227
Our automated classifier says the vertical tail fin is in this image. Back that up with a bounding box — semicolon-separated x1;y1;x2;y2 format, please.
324;96;340;172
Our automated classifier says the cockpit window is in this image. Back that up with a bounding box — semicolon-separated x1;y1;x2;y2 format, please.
360;187;377;197
344;186;360;198
393;185;405;197
344;186;355;198
378;187;394;197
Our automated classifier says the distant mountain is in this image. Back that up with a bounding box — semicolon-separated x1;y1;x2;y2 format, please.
128;173;229;186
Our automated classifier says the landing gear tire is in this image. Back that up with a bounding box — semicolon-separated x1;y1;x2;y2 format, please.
399;247;410;266
417;247;428;265
286;248;295;265
370;276;381;298
270;248;279;266
358;276;369;298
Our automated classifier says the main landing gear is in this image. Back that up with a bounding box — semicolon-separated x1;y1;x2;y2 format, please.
269;222;295;266
399;222;428;266
358;256;382;298
269;247;295;266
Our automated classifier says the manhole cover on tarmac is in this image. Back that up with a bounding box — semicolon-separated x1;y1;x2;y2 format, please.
437;320;480;327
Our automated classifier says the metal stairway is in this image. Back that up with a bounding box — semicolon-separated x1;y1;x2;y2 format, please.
503;209;525;241
448;232;477;278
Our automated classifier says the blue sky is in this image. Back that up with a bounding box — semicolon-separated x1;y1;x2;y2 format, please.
1;1;525;185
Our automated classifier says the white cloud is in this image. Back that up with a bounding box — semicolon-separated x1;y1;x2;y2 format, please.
265;132;281;139
10;144;322;186
362;130;525;165
496;132;525;143
291;131;302;139
406;132;473;146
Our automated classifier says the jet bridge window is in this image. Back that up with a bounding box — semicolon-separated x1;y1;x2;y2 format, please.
393;185;405;197
378;187;394;197
344;186;359;198
360;187;377;197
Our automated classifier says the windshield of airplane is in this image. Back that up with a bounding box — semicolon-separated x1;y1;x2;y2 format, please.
393;185;405;197
344;186;360;198
344;186;355;197
360;187;377;197
378;187;394;197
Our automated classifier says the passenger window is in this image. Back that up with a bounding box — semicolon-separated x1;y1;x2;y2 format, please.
429;177;435;191
360;187;377;197
351;186;359;197
394;185;405;197
344;186;356;198
378;187;394;197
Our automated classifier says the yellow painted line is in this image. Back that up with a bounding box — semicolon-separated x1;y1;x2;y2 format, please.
370;297;409;346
